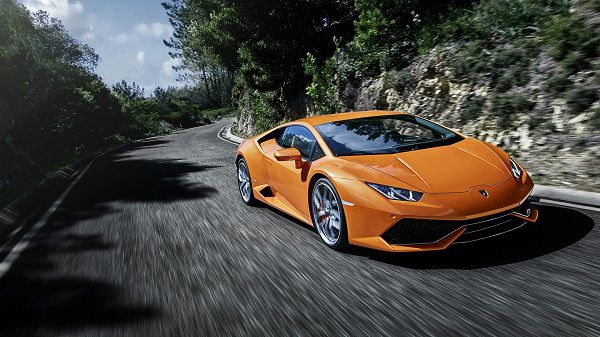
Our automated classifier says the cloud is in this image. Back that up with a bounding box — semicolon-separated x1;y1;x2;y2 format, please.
23;0;83;19
82;30;95;41
161;57;182;78
112;32;136;44
22;0;95;42
136;51;145;64
134;23;173;39
111;22;172;45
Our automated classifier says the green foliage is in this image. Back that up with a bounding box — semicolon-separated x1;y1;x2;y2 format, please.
162;0;598;138
304;53;342;115
590;108;600;129
461;96;487;121
247;90;287;134
0;0;118;164
384;69;416;94
489;46;534;91
349;0;472;76
0;0;232;206
528;114;549;130
491;93;535;127
450;37;538;92
441;0;569;42
565;87;599;113
164;0;354;97
543;14;599;74
544;72;573;96
201;107;235;121
112;81;227;136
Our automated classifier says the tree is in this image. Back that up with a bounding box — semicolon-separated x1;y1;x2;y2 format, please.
112;80;145;100
163;0;355;96
1;0;121;163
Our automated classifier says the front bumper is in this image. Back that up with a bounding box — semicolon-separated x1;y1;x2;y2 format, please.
382;201;538;246
335;175;537;252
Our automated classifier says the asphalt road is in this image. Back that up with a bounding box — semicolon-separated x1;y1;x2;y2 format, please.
1;120;599;337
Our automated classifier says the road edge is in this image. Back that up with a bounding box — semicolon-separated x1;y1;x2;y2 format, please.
531;186;600;212
0;144;124;261
218;122;244;145
217;122;600;212
0;150;107;279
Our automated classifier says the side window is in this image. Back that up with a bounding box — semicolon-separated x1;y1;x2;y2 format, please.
278;125;325;162
278;127;294;148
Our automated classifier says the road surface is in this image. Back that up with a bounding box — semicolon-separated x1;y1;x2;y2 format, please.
1;120;599;336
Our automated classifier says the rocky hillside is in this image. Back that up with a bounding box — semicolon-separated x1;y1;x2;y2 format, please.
336;44;600;192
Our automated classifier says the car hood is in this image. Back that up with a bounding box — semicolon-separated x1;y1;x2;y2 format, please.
340;138;510;193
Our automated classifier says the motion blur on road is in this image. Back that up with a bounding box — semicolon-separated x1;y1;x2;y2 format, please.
0;120;598;336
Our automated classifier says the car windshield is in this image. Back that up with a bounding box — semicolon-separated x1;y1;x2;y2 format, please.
315;115;463;156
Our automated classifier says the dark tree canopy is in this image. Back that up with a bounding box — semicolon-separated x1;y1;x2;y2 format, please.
163;0;355;94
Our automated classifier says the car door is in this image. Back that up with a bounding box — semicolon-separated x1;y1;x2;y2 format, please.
267;125;325;217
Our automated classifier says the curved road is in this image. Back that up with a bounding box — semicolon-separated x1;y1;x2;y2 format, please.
1;120;599;336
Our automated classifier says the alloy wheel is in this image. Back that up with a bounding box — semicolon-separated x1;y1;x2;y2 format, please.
311;181;342;246
237;160;252;202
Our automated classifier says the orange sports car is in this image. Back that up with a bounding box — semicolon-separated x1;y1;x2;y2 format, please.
236;110;538;252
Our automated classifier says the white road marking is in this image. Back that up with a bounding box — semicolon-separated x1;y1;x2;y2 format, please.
0;151;107;279
535;198;600;213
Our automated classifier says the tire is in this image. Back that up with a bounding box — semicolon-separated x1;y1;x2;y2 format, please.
237;158;257;205
310;177;349;250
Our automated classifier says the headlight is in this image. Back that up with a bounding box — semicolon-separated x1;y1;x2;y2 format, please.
366;182;423;202
509;157;523;180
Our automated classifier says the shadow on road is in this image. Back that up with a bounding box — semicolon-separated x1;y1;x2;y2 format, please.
0;226;158;336
49;139;220;224
347;204;595;269
0;138;219;335
0;276;158;334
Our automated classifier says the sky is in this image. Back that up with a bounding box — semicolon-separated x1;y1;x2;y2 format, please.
19;0;184;94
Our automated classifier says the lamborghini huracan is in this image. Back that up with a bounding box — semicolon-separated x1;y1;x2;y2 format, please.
236;111;538;252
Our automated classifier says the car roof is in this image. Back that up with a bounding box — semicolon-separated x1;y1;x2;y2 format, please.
296;110;410;126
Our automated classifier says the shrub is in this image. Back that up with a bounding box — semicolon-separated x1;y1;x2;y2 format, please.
450;58;471;80
461;96;486;121
489;44;534;92
491;93;534;127
529;115;548;130
590;108;600;129
247;90;286;134
544;72;573;96
201;107;234;121
565;87;599;113
303;53;342;116
543;14;599;74
384;69;416;94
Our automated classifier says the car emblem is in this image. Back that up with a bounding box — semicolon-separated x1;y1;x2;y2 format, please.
479;190;489;198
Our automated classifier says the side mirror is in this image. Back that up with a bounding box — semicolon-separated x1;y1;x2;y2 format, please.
274;148;303;169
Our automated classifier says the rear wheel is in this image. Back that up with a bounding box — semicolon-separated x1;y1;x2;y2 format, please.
311;178;348;250
237;158;256;205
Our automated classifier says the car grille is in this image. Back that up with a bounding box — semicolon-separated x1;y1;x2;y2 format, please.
381;202;532;245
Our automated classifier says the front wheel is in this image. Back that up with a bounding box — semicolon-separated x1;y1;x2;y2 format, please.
237;158;256;205
311;178;349;250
